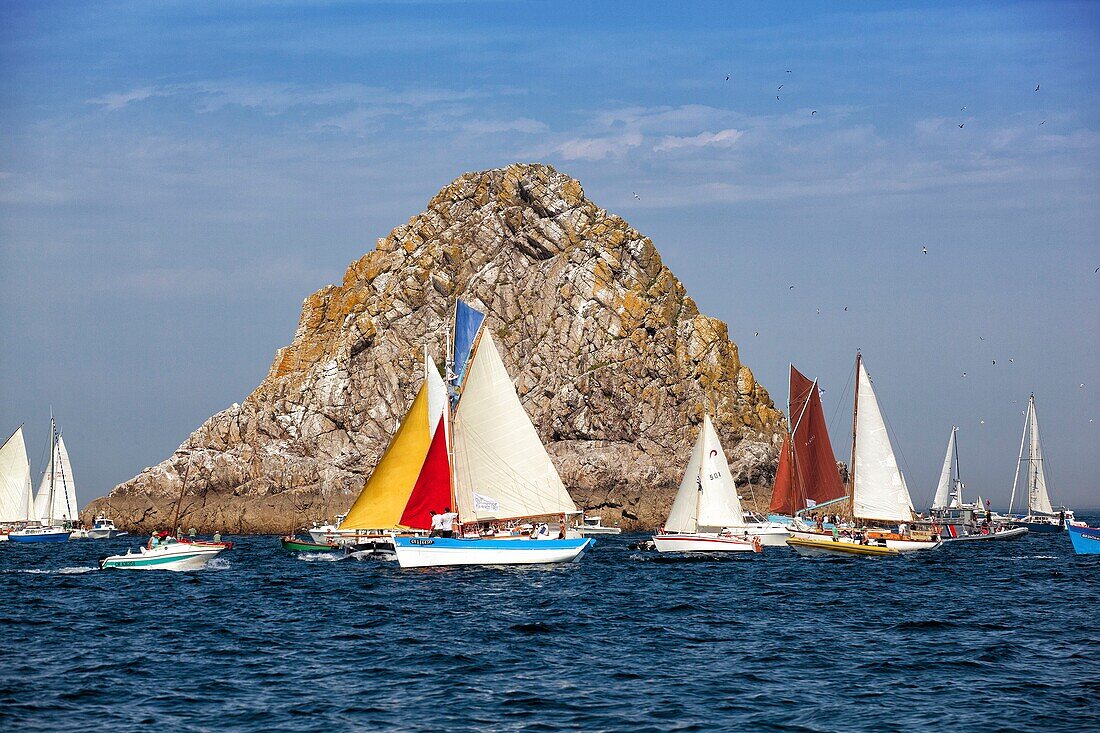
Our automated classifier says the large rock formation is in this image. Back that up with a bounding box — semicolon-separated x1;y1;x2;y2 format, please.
87;164;784;534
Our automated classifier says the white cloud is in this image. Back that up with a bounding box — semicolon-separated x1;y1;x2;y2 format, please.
555;132;643;161
654;128;744;152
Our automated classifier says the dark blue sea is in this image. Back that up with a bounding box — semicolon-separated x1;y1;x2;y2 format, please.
2;520;1098;732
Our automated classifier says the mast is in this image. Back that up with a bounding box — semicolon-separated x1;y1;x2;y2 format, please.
1007;397;1030;515
171;454;192;535
848;351;861;518
46;414;57;525
952;426;961;506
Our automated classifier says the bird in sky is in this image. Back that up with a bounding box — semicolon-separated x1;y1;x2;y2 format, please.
632;191;639;200
811;110;817;115
921;246;928;254
979;336;985;341
776;95;781;101
778;84;784;91
1080;383;1086;388
1095;266;1099;273
786;69;792;73
992;360;996;365
789;285;795;290
843;306;848;311
816;308;821;315
1035;84;1040;91
1040;120;1046;126
961;105;967;111
1091;419;1095;424
754;331;759;337
958;123;965;128
980;420;985;425
962;372;968;378
1009;358;1014;363
725;73;730;81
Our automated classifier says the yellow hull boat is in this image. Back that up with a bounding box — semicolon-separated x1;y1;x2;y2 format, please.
787;536;900;557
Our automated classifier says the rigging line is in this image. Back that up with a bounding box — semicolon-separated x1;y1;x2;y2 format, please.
826;359;857;439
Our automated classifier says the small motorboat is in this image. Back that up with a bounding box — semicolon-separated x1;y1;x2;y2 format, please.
8;525;70;543
280;535;338;553
653;533;761;553
100;535;231;571
87;514;128;539
1067;521;1100;555
942;525;1028;542
787;536;900;557
572;515;622;535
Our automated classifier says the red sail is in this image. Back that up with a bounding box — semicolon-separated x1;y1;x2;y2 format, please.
788;365;846;509
399;416;451;530
769;432;796;514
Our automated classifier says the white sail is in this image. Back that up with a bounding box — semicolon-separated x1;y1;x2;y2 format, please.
664;414;744;532
852;362;914;523
425;348;448;441
931;427;956;510
664;422;705;533
34;433;80;523
452;331;577;521
1026;399;1054;515
0;427;35;523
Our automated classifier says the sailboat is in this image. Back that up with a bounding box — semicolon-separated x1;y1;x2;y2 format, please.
391;302;593;568
0;425;39;541
788;354;940;555
9;418;71;543
1007;394;1075;532
925;427;1027;542
652;413;782;552
323;347;451;556
769;365;848;525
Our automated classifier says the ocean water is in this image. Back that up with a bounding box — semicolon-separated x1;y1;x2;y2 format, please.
2;522;1097;732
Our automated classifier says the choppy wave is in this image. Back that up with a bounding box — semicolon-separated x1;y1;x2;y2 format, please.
1;526;1096;731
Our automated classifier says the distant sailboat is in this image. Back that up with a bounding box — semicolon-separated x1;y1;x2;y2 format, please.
931;426;962;512
392;302;593;567
9;417;71;543
1007;394;1075;532
0;425;38;540
651;414;764;553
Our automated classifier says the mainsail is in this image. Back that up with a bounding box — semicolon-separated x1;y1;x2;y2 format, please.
34;433;79;523
0;426;35;523
769;365;845;515
1025;397;1054;515
451;330;577;522
851;359;914;523
399;416;452;530
931;427;958;510
665;414;744;532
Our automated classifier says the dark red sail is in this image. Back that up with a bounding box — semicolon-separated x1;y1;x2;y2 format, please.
769;431;796;514
771;365;846;515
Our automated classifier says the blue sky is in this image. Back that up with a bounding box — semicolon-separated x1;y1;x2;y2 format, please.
1;1;1097;510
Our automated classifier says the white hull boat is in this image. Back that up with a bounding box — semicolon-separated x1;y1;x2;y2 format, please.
572;515;622;535
100;540;225;571
722;523;790;546
393;536;593;567
944;525;1028;542
653;533;760;553
86;513;128;539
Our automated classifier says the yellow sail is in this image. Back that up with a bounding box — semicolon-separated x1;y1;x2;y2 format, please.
341;384;431;530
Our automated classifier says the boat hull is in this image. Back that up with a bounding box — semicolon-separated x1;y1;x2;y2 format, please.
8;528;70;543
652;533;759;553
280;536;338;553
1067;523;1100;555
1010;519;1064;533
574;526;622;535
100;544;224;571
393;536;593;568
943;526;1028;542
86;528;128;539
787;536;900;557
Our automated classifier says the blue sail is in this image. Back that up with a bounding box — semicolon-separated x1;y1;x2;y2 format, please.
452;301;486;392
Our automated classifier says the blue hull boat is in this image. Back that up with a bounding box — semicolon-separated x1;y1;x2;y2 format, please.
1067;523;1100;555
9;527;70;543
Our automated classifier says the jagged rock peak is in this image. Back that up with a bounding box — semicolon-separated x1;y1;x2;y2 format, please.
90;163;783;533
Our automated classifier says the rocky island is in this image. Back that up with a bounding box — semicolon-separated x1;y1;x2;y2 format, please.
87;163;785;534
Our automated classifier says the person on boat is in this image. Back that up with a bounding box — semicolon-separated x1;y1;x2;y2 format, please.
831;525;840;542
438;508;459;539
557;514;567;539
429;510;443;537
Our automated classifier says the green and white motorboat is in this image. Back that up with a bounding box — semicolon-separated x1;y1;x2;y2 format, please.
99;536;228;571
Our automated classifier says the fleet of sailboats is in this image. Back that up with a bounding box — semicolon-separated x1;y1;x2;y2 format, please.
2;309;1088;567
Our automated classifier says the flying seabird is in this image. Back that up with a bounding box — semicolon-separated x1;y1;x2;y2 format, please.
922;246;928;254
725;73;730;81
789;285;795;290
958;123;965;128
632;191;639;200
811;110;817;115
778;84;784;91
1035;84;1040;92
962;372;968;378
